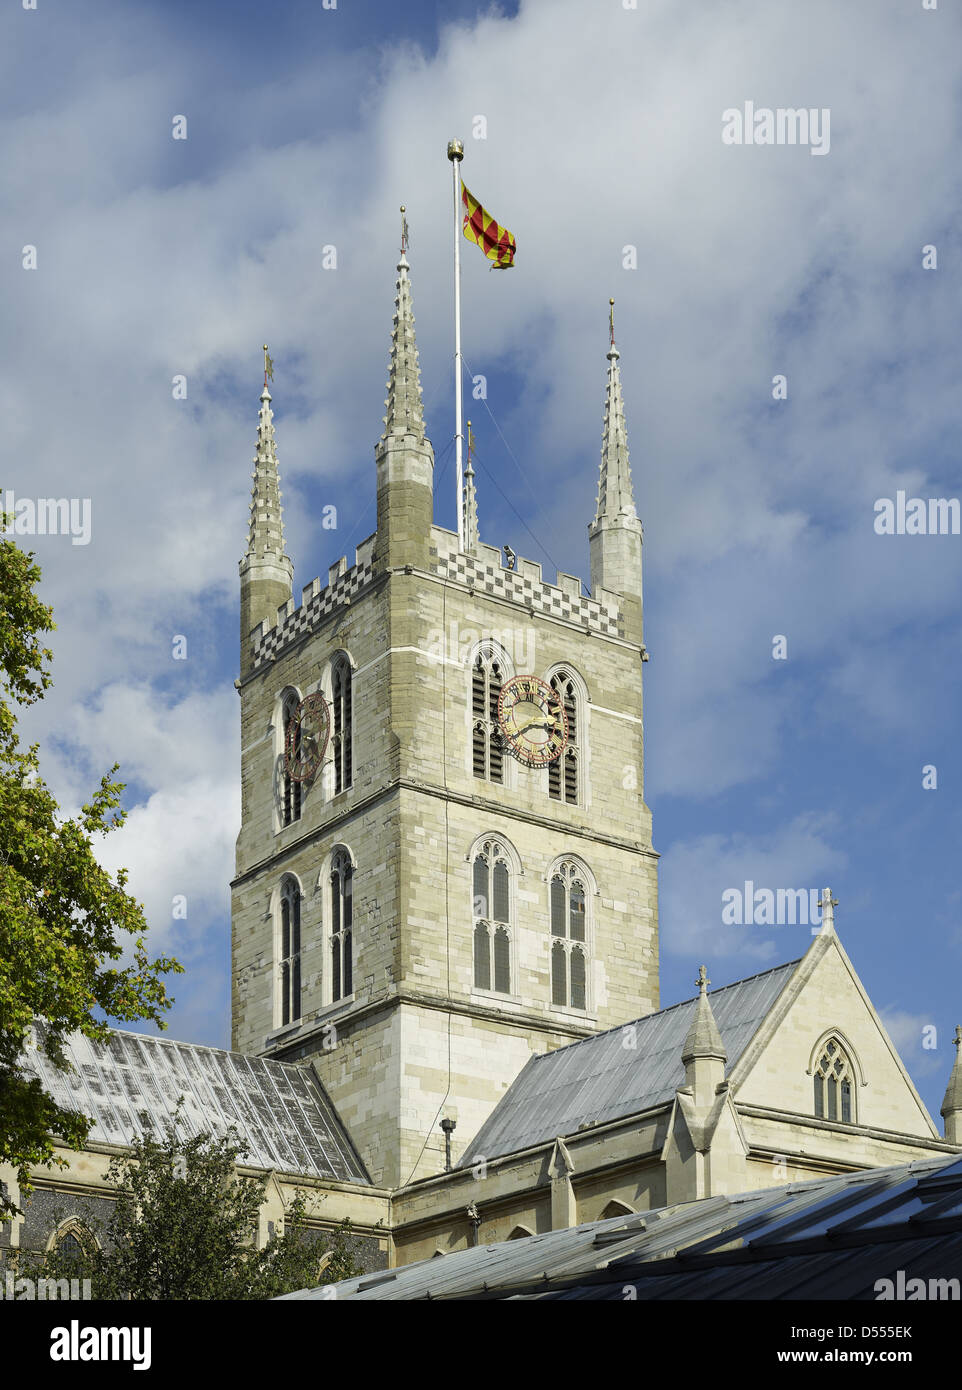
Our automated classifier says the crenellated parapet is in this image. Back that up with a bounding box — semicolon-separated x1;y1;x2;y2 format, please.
431;527;626;640
250;533;376;670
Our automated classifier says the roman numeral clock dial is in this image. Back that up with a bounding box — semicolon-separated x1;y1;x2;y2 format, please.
284;692;331;783
497;675;568;768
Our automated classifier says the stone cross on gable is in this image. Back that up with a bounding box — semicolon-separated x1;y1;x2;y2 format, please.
696;965;710;995
817;887;838;933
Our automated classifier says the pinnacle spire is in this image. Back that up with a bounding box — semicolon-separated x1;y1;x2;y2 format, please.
463;420;479;553
245;376;289;563
681;966;727;1065
593;298;636;525
381;249;425;445
941;1026;962;1136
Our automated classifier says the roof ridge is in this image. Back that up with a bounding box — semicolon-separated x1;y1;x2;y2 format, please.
525;957;803;1067
84;1025;301;1072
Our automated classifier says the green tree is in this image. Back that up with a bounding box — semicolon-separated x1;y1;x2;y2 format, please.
0;527;182;1217
34;1119;364;1299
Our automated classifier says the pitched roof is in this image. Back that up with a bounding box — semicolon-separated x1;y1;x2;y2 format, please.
461;960;800;1163
25;1026;370;1185
279;1151;962;1301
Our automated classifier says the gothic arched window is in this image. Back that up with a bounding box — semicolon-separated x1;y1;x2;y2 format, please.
281;689;302;826
472;840;512;994
57;1231;86;1262
550;862;588;1010
279;876;302;1026
548;671;580;804
50;1220;96;1263
813;1038;854;1123
471;653;505;784
331;850;353;1001
332;656;353;795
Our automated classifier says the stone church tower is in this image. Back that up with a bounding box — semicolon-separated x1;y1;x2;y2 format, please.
231;249;659;1187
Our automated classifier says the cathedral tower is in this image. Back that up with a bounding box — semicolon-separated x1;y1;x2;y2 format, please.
231;250;659;1187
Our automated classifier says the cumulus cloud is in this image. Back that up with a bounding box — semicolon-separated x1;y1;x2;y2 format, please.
92;775;238;958
660;814;847;962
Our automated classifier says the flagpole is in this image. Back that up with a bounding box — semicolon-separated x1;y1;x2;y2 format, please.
447;138;465;551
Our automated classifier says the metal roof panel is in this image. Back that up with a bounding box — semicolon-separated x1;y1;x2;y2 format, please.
23;1024;369;1185
462;960;800;1162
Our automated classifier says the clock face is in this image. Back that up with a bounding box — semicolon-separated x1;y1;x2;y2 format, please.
284;692;331;783
497;676;568;767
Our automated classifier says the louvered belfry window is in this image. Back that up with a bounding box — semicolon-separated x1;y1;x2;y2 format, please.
813;1038;854;1123
281;690;302;826
549;862;587;1010
472;654;504;784
332;657;353;795
279;876;302;1025
548;672;579;804
331;850;353;1001
472;840;511;993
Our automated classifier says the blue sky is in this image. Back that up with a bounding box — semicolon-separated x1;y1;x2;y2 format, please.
3;0;962;1125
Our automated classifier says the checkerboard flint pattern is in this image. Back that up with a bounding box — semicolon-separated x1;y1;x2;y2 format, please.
252;559;374;668
251;548;621;670
434;553;621;637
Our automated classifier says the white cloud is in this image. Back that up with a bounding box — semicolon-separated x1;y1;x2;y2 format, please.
660;814;847;961
59;682;237;793
93;775;238;958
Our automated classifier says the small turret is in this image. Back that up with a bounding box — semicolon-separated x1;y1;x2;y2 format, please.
681;965;728;1108
239;349;294;678
941;1025;962;1144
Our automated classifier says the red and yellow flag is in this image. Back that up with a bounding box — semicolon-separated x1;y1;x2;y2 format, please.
461;181;516;269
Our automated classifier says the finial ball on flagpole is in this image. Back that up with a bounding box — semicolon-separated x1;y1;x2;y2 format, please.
447;139;464;161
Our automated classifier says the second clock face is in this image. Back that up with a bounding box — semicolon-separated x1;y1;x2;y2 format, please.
284;692;331;783
497;676;568;767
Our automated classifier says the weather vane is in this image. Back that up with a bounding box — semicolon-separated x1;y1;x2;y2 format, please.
263;344;274;386
400;205;409;255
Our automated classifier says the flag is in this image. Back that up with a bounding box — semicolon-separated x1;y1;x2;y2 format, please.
461;181;516;269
